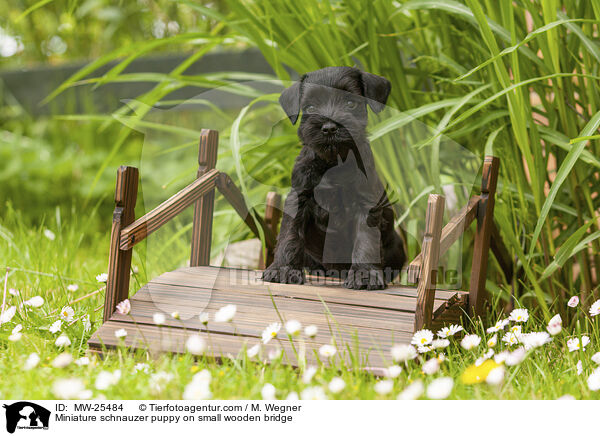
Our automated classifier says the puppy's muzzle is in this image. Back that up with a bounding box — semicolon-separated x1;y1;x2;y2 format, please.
321;121;339;136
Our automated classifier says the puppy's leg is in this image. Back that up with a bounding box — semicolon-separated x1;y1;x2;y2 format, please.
344;212;385;290
262;193;306;284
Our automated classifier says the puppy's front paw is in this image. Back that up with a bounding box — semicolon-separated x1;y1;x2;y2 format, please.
262;264;305;285
344;266;385;290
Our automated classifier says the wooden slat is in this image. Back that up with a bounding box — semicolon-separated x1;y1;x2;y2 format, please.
215;172;277;250
190;129;219;266
469;156;500;316
104;166;138;322
259;191;282;269
414;194;445;330
408;195;479;283
490;220;513;280
119;168;219;250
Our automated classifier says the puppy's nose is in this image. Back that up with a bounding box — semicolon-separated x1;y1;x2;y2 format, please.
321;122;338;136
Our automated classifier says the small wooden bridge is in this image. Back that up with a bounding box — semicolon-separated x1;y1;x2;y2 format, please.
88;130;511;368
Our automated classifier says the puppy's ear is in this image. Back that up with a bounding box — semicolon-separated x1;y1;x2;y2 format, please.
361;72;391;113
279;80;302;124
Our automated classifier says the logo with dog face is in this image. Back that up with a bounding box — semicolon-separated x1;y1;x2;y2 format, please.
3;402;50;433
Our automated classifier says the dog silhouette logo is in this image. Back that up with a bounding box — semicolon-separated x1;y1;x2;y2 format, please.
3;402;50;433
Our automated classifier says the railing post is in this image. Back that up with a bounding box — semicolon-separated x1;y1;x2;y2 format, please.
104;166;138;322
190;129;219;267
469;156;500;317
414;194;445;331
258;192;282;269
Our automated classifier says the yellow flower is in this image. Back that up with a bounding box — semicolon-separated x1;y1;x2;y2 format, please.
190;366;199;374
461;360;500;385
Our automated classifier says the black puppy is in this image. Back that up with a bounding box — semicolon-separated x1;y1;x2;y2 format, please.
262;67;406;290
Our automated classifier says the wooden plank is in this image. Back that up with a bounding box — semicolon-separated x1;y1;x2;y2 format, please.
104;166;138;322
190;130;219;266
414;195;445;330
119;168;219;250
469;156;500;316
490;220;513;280
408;195;479;283
259;192;282;268
215;173;277;250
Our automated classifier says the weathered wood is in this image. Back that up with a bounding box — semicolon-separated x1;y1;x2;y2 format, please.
408;195;480;283
414;194;445;330
190;129;219;266
119;168;218;250
215;172;277;249
490;220;513;280
259;192;282;269
469;156;500;316
104;166;138;322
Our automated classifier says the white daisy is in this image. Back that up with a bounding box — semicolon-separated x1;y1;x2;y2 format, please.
247;344;260;358
23;296;44;307
49;320;62;334
115;299;131;315
390;344;417;362
60;306;75;322
8;332;21;342
577;360;583;375
510;325;522;335
134;363;150;373
509;308;529;323
384;365;403;378
591;352;600;365
422;357;440;375
171;311;180;320
494;351;509;364
96;273;108;283
587;369;600;391
411;329;434;347
328;377;346;394
286;392;299;400
460;334;481;350
502;332;520;346
261;322;281;344
519;332;551;350
590;300;600;316
426;377;453;399
268;347;282;361
284;319;301;336
214;304;236;323
417;345;433;353
8;288;19;296
437;324;463;338
557;394;576;400
302;366;317;384
567;296;579;307
374;379;394;395
397;380;424;400
487;334;498;347
81;315;91;332
300;386;327;400
505;347;526;366
44;229;56;240
0;306;16;324
261;383;276;400
24;353;40;370
95;370;121;390
67;284;79;292
486;366;505;385
567;336;590;352
52;352;73;368
75;357;90;366
199;312;209;325
319;344;337;358
547;314;562;336
185;335;206;355
55;335;71;347
304;324;318;338
486;319;510;333
153;313;166;325
52;378;89;399
114;328;127;339
432;339;450;349
182;377;212;400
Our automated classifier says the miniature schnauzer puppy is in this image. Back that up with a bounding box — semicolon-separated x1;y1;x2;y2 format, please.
262;66;406;290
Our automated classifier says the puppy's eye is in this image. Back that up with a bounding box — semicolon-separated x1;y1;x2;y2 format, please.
346;100;358;109
304;105;317;114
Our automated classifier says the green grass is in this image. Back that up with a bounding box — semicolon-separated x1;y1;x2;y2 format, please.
2;204;600;400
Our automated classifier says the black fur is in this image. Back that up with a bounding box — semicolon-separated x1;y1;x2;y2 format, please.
263;67;406;290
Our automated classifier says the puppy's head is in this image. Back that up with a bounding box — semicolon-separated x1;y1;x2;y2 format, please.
279;67;391;162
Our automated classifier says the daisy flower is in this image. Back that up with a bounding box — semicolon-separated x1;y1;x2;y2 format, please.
75;357;90;366
590;300;600;316
96;273;108;283
261;383;276;400
494;351;509;364
171;311;180;320
285;319;301;336
67;284;79;292
214;304;236;323
577;360;583;375
417;345;433;354
304;324;318;338
591;352;600;365
390;344;417;362
261;322;281;344
519;332;551;350
134;363;150;373
52;378;89;400
8;332;21;342
95;370;122;390
460;334;481;350
49;320;62;333
505;348;526;366
509;308;529;323
547;314;562;336
411;329;434;347
286;392;299;400
510;325;522;335
397;380;424;400
198;312;209;325
426;377;453;399
486;366;505;386
52;353;73;368
588;369;600;391
115;299;131;315
81;315;91;332
153;313;166;325
43;229;56;241
302;366;317;384
114;329;127;339
23;296;44;308
437;324;463;338
60;306;75;322
328;377;346;394
300;386;327;400
567;296;579;308
247;344;260;358
185;335;206;355
55;335;71;347
502;332;520;346
487;334;498;348
422;357;440;375
374;380;394;395
0;306;16;324
486;319;510;333
384;365;402;378
268;347;282;361
24;353;40;370
567;336;590;352
319;344;337;358
432;339;450;349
